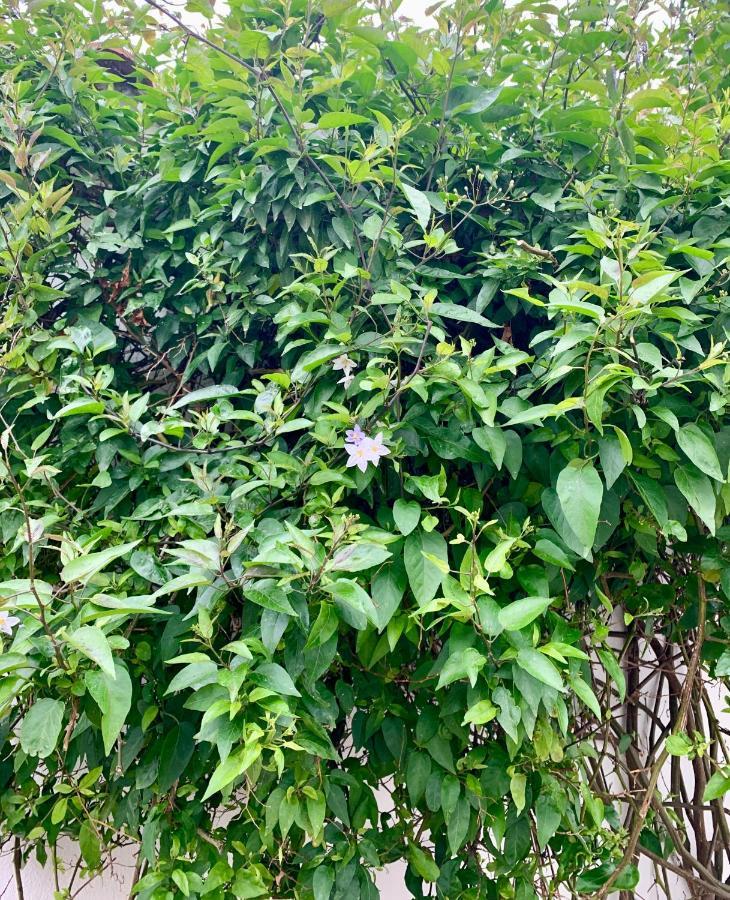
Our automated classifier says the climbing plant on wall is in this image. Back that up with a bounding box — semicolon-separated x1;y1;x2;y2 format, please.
0;0;729;896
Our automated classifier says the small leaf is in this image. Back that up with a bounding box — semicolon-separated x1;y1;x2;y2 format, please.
252;663;300;697
597;648;626;703
407;845;440;882
516;649;563;690
570;675;602;719
243;585;296;616
393;499;421;535
170;384;240;410
404;530;448;606
79;820;101;870
406;752;432;805
437;647;486;688
510;772;527;813
402;182;431;230
447;796;471;855
66;626;116;678
313;867;334;900
202;750;250;801
86;662;133;753
675;464;716;535
704;770;730;802
665;733;694;757
498;596;552;631
329;542;391;572
61;540;141;584
629;269;681;304
54;398;104;418
556;460;603;549
676;424;723;482
430;302;498;329
19;698;65;758
317;111;370;128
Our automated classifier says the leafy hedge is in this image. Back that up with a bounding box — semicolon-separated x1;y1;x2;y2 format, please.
0;0;729;897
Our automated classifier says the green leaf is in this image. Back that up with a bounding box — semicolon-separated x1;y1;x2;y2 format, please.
597;648;626;703
598;433;627;489
406;752;432;805
498;596;552;631
19;698;65;758
66;626;116;677
329;542;391;572
430;302;498;329
323;578;377;629
402;182;431;230
556;460;603;549
510;771;527;813
231;867;268;898
404;530;448;606
43;124;88;154
79;820;102;870
703;770;730;802
629;269;681;304
676;423;724;481
169;384;240;409
675;464;716;535
533;538;575;571
292;345;352;382
407;845;440;882
536;790;564;850
393;499;421;535
570;675;602;719
462;698;497;725
306;789;326;837
61;540;141;584
312;867;334;900
371;563;407;630
86;662;133;753
317;111;370;128
437;647;486;688
165;661;217;694
252;663;301;697
516;649;563;690
631;472;669;529
203;750;250;801
447;796;471;855
577;862;639;892
158;723;195;792
243;584;296;616
54;398;104;418
473;425;506;469
665;733;694;756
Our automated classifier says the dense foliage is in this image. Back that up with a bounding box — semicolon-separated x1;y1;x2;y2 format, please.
0;0;729;896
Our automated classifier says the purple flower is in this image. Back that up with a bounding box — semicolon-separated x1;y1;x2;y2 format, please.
346;424;366;445
344;432;390;472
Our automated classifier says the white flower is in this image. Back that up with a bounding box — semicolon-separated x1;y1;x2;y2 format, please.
0;610;20;636
344;432;390;472
362;433;390;461
338;373;355;389
332;354;356;376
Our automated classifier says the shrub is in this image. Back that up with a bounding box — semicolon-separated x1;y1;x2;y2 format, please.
0;0;729;896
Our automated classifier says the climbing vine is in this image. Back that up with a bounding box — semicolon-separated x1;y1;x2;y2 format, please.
0;0;729;897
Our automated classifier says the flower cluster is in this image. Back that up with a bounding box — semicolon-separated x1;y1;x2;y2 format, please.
344;426;390;473
332;353;356;388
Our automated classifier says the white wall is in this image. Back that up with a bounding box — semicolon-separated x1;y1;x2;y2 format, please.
0;845;409;899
